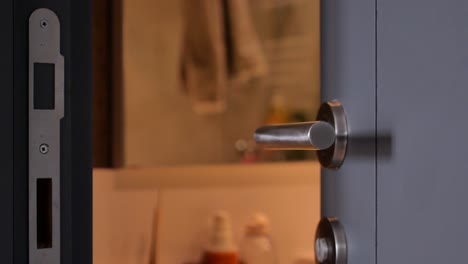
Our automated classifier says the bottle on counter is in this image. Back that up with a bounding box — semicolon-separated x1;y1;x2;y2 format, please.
203;211;239;264
239;213;278;264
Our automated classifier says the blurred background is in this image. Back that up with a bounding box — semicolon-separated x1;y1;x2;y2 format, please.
92;0;321;263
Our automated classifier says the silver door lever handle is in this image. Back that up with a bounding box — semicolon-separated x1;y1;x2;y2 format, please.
254;121;336;150
253;101;348;169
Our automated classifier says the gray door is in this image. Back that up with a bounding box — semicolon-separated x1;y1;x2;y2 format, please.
257;0;468;263
323;0;468;263
377;0;468;263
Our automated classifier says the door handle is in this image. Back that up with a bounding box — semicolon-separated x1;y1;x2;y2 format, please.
254;101;348;169
254;121;336;150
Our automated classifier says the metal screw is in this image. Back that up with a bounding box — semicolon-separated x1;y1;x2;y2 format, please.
39;144;49;154
40;19;48;29
315;238;330;263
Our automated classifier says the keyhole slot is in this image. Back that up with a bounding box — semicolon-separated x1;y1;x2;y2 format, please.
37;178;52;249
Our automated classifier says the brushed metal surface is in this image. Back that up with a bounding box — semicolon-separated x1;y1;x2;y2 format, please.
316;101;348;169
29;8;64;264
254;101;348;169
315;218;347;264
254;121;336;150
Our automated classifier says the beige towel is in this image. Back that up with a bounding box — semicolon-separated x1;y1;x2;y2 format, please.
181;0;268;114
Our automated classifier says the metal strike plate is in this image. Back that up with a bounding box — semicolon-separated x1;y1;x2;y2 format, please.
315;218;347;264
29;9;64;264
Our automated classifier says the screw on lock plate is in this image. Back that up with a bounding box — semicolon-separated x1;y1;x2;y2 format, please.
39;144;49;154
40;19;48;28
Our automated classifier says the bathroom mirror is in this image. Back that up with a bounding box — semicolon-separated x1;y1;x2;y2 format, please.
93;0;320;167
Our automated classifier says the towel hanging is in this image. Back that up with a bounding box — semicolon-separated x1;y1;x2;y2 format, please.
180;0;268;114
